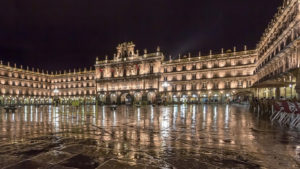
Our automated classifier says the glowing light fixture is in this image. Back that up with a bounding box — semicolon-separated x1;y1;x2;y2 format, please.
53;88;59;94
162;82;169;87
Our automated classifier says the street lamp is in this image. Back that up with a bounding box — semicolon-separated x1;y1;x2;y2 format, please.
162;82;169;103
162;81;169;88
53;88;59;105
53;88;59;94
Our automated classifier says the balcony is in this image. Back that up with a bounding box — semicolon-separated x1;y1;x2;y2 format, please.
96;73;161;82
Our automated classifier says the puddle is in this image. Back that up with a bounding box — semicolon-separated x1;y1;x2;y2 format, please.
0;105;300;168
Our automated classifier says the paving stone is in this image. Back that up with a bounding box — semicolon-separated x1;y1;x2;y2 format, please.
31;150;73;165
4;159;45;169
59;154;99;169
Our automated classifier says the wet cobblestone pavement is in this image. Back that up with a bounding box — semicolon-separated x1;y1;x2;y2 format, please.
0;104;300;169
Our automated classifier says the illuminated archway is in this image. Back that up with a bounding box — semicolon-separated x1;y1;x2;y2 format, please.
99;94;106;103
110;93;118;104
134;92;142;102
147;92;156;103
120;93;133;104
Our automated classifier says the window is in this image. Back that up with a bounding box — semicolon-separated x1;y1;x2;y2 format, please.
182;75;186;81
238;80;243;88
164;68;167;73
164;76;167;81
213;83;218;89
172;67;176;72
192;64;196;70
150;65;153;74
182;66;186;71
111;71;114;78
192;84;196;90
247;81;252;87
172;85;177;91
192;74;196;80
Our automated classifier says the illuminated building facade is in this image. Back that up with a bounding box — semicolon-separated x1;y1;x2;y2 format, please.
253;0;300;99
160;48;257;103
1;0;300;105
0;62;95;105
95;43;257;104
95;42;162;104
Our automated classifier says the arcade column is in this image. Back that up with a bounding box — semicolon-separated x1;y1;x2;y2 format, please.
295;69;300;99
275;87;280;100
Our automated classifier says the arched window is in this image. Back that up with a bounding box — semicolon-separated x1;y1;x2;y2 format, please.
150;65;153;74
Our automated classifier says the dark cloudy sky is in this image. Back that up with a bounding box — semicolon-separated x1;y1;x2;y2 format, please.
0;0;282;71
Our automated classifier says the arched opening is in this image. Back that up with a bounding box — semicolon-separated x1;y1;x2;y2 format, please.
190;94;198;104
211;93;219;103
120;93;133;105
201;94;209;104
233;91;253;104
49;98;53;104
172;94;179;103
24;97;30;105
180;94;188;103
147;92;156;104
98;94;106;104
110;93;118;104
61;98;66;105
134;92;142;103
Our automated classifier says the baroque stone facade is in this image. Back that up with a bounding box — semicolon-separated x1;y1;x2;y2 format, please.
0;62;95;105
95;43;256;104
1;0;300;105
95;42;162;104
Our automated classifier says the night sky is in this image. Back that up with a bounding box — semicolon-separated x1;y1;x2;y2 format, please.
0;0;283;71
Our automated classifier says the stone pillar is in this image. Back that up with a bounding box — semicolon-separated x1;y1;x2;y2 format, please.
106;93;111;104
275;87;280;100
295;69;300;99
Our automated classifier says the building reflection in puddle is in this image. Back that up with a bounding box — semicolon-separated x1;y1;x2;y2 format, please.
202;105;207;129
0;104;300;168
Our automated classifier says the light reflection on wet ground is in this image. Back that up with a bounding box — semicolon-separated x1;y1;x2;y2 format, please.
0;104;300;168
